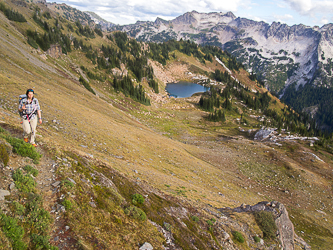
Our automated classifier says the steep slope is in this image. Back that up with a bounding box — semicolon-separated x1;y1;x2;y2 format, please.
0;1;332;250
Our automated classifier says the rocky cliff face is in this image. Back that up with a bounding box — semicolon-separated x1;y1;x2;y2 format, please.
225;201;311;250
111;11;333;95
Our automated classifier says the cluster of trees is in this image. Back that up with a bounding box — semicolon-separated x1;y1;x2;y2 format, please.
76;32;155;104
199;87;220;112
127;56;148;81
213;69;330;137
199;69;273;123
79;76;96;95
109;32;128;52
201;45;244;71
148;79;159;93
212;69;233;83
148;39;218;66
33;12;48;29
80;66;106;82
248;70;269;88
42;11;51;19
75;20;95;38
208;109;226;122
100;44;121;69
94;27;103;37
105;32;158;94
28;11;71;53
148;42;172;65
213;67;271;112
263;108;319;136
26;28;71;53
282;83;333;131
113;75;150;105
0;2;26;22
146;66;159;93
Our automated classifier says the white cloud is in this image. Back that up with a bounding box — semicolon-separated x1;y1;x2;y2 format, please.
244;14;267;23
273;13;294;22
46;0;331;26
320;17;329;24
50;0;251;24
284;0;333;15
204;0;243;12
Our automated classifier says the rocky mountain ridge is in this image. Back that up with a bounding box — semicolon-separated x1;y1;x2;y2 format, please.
106;10;333;128
85;11;115;30
113;11;332;91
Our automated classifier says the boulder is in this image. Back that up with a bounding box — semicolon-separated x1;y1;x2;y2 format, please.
56;204;66;213
254;129;274;141
0;189;10;201
52;181;61;188
139;242;153;250
9;183;15;190
275;203;294;250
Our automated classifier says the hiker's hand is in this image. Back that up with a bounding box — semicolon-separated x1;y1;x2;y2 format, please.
21;105;26;110
39;119;42;125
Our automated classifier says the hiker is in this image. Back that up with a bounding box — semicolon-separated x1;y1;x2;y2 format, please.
18;89;42;147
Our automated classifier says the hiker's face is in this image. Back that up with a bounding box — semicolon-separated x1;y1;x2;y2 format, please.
27;92;34;100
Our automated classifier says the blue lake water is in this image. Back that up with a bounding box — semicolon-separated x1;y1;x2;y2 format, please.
165;82;209;98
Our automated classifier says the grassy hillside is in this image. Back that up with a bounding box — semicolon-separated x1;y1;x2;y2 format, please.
0;1;332;249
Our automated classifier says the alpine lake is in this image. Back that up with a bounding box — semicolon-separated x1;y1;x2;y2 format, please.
165;81;210;98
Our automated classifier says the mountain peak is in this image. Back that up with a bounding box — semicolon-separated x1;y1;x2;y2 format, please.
171;10;236;27
154;17;169;25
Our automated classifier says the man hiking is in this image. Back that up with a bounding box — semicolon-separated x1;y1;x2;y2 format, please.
18;89;42;147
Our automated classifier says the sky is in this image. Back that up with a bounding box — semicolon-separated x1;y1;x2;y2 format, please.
47;0;333;27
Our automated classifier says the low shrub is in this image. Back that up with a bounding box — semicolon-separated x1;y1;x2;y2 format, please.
4;136;41;163
12;169;36;193
254;235;261;243
0;144;9;166
79;76;96;95
0;214;27;250
30;234;58;250
0;228;11;249
254;211;277;239
23;165;39;177
25;194;52;235
27;37;38;49
61;180;74;188
124;206;146;221
191;216;199;222
206;218;216;226
13;201;25;216
163;222;172;232
62;199;73;210
131;193;145;205
232;231;245;243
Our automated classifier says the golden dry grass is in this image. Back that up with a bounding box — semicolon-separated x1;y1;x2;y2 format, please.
0;3;332;249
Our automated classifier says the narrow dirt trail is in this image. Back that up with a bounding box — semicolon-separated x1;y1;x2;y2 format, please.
0;123;78;249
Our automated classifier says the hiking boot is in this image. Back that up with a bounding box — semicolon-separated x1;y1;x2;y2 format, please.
32;144;37;147
24;138;29;143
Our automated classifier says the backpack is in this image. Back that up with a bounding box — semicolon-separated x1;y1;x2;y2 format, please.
19;94;37;118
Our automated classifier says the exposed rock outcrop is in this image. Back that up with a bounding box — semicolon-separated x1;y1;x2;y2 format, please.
254;129;274;141
47;44;62;58
222;201;310;250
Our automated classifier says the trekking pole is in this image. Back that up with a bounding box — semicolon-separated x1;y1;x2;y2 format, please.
26;113;35;140
26;106;37;142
